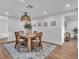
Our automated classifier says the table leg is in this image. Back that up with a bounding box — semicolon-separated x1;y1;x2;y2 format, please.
27;37;32;52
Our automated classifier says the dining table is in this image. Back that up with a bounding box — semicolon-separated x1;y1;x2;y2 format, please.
19;33;36;52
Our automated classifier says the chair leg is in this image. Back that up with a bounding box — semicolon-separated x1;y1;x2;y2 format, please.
16;43;21;52
40;44;42;49
39;42;43;49
15;42;18;48
15;43;17;48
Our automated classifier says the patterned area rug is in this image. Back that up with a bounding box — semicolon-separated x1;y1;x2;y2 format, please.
4;43;56;59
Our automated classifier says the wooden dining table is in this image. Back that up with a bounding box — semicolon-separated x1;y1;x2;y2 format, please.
19;33;36;52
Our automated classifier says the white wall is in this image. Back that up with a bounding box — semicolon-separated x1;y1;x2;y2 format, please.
32;15;63;45
0;15;19;41
0;16;8;38
7;18;18;41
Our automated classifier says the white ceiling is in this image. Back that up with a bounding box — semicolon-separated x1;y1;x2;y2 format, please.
0;0;78;19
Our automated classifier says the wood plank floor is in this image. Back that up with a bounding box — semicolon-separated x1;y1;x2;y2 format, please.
0;39;77;59
48;39;77;59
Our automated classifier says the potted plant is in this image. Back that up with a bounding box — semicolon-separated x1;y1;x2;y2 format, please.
24;23;32;34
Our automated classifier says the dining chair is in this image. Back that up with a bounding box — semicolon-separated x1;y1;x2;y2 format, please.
31;32;43;51
37;32;43;48
31;31;38;48
15;31;26;51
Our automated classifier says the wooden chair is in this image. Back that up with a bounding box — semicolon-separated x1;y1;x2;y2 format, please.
31;31;38;42
31;31;38;49
15;31;26;51
37;32;43;48
64;32;70;41
31;32;43;51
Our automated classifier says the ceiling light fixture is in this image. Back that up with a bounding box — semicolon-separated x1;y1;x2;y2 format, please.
0;16;2;19
44;11;47;15
20;12;31;22
66;4;70;7
20;0;25;2
6;12;9;15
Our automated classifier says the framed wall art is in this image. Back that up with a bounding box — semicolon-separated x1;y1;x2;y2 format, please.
50;21;56;26
33;24;36;27
37;22;41;27
43;22;48;27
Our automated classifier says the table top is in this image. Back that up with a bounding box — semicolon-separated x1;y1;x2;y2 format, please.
19;33;36;39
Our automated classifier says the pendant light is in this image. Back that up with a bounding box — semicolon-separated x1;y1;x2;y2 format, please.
20;12;31;22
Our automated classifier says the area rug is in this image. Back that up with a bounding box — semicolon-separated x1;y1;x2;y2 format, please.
4;42;56;59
